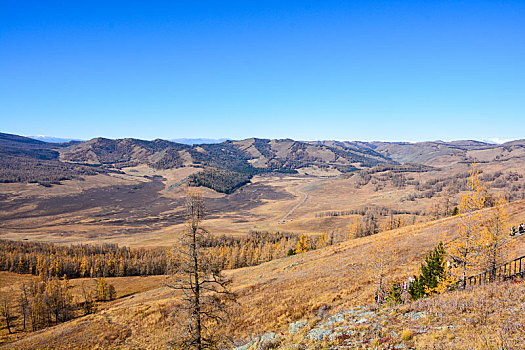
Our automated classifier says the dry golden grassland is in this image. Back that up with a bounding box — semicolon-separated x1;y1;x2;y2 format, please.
2;157;525;348
3;200;525;349
273;280;525;349
227;200;525;337
0;272;167;346
2;158;525;248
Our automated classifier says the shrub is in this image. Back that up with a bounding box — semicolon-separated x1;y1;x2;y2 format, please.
401;329;413;341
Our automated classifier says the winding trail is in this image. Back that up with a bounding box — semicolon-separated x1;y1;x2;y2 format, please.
280;192;308;222
278;177;327;222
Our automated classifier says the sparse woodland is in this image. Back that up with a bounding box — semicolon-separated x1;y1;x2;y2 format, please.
361;164;517;319
0;156;104;186
2;138;525;348
0;274;119;335
0;228;347;339
0;240;170;278
403;165;514;301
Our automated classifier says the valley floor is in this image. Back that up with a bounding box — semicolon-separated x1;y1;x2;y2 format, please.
2;201;525;349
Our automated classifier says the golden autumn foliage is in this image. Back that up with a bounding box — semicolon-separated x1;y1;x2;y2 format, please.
447;164;486;288
295;235;310;254
479;193;509;281
430;263;457;295
0;240;169;278
96;277;116;301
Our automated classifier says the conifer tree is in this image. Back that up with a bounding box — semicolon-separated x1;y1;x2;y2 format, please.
448;164;486;288
480;194;509;281
316;233;328;249
80;281;96;315
19;283;29;330
168;190;236;350
97;277;109;301
295;235;310;254
408;242;446;300
387;283;402;305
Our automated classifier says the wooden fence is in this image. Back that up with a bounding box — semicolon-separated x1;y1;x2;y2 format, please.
466;255;525;286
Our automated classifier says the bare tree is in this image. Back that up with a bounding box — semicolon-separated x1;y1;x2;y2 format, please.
80;281;96;315
168;190;236;350
19;283;29;330
368;240;397;304
1;297;14;334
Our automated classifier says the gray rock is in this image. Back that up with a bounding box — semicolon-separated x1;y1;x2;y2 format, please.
289;320;308;334
356;318;368;324
328;328;355;341
406;311;428;321
284;262;301;270
356;311;376;318
324;312;346;326
435;325;457;330
233;333;283;350
394;344;406;349
258;332;282;349
307;327;331;341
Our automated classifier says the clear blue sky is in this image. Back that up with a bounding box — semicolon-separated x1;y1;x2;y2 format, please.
1;1;524;142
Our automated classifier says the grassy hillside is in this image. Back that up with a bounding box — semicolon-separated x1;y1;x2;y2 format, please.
59;136;394;174
3;200;525;349
0;133;106;186
4;132;525;195
1;132;398;192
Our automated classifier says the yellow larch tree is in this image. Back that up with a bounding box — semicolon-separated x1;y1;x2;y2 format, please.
317;233;328;249
349;216;359;239
97;277;108;301
480;193;509;281
447;164;486;288
295;235;310;254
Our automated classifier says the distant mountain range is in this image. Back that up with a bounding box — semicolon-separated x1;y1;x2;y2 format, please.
28;135;83;143
2;132;525;192
29;136;229;145
28;136;229;145
170;138;228;145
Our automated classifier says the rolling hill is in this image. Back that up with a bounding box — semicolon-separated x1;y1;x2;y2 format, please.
4;132;525;193
3;200;525;349
2;133;397;192
2;132;525;348
59;137;395;172
0;132;105;186
315;139;525;166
